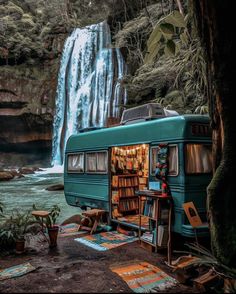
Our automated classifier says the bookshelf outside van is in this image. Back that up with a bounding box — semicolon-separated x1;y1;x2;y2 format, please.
136;190;173;253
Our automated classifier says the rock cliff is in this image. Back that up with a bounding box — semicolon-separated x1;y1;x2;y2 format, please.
0;56;62;166
0;0;154;167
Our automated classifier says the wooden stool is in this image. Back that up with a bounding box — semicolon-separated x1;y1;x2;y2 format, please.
80;209;105;234
31;210;50;242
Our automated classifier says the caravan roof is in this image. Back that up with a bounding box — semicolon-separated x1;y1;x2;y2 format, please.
65;115;210;152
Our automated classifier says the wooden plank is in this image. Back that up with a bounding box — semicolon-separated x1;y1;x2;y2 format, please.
193;269;219;292
172;255;200;284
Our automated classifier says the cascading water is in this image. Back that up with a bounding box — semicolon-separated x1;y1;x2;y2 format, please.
51;21;127;166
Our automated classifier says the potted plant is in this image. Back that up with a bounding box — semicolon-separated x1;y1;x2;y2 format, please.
0;209;36;254
12;210;36;254
45;205;61;248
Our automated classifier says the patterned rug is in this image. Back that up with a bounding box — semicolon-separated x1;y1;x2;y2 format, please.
74;231;138;251
117;215;149;230
110;261;178;293
0;262;36;281
58;223;87;237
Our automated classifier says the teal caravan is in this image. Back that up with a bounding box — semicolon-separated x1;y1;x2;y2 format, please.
64;103;212;237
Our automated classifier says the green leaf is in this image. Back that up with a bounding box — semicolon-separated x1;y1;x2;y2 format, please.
164;10;186;28
147;26;162;48
180;31;189;45
160;23;175;35
164;40;176;56
144;43;161;64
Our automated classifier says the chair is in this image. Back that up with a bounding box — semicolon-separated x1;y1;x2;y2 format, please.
31;210;50;242
182;201;209;245
79;209;106;234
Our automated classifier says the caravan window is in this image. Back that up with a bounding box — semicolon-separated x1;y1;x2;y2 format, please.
97;152;107;172
67;153;84;173
150;145;178;176
185;144;212;174
86;153;97;172
86;151;108;174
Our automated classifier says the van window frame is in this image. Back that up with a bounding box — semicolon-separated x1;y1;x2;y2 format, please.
150;144;179;177
184;143;212;175
67;152;84;173
85;150;108;174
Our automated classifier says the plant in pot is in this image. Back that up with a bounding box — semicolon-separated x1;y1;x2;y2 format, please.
45;205;61;248
0;209;36;254
12;209;36;254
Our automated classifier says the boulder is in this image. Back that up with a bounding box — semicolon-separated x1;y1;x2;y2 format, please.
18;167;35;174
46;184;64;191
0;171;14;181
6;169;24;178
60;214;82;226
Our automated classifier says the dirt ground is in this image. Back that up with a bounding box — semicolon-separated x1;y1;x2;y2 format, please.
0;234;200;293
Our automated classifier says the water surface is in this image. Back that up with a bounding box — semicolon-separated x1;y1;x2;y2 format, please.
0;172;81;223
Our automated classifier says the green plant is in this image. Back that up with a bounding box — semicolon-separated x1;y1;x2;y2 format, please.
0;209;36;250
10;209;35;240
144;10;186;63
46;204;61;228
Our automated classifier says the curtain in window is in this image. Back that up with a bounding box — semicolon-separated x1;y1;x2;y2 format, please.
68;154;84;171
185;144;212;173
87;153;96;172
97;152;107;172
168;147;178;175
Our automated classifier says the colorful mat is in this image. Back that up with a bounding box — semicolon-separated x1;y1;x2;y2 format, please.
110;261;178;293
117;215;149;230
0;262;36;281
74;231;138;251
59;223;87;237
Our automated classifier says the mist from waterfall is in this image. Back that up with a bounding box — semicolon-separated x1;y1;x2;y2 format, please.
51;21;127;166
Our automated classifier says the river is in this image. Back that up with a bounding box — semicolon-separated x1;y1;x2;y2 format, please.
0;171;81;223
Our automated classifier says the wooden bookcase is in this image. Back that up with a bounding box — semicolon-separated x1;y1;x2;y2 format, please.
111;174;139;216
136;190;173;253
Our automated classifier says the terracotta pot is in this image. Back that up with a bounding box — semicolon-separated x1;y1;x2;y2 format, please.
48;226;59;248
15;239;25;254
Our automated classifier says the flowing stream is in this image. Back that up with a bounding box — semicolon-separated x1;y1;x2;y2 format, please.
0;172;80;223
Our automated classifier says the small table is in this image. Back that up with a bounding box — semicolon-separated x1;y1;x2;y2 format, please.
80;209;105;234
31;210;50;242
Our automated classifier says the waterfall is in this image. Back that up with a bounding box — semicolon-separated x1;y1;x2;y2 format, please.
51;21;127;166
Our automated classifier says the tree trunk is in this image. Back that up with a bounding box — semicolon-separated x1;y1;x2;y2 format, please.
191;0;236;267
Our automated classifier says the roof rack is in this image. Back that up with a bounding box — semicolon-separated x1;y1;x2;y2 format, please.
120;103;179;125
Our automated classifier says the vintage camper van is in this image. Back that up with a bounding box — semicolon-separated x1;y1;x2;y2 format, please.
64;103;212;237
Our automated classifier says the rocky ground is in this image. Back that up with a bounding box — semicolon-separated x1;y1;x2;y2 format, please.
0;234;198;293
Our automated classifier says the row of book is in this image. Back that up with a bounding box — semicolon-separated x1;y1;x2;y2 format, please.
112;175;139;187
142;199;169;223
119;187;138;197
119;199;139;211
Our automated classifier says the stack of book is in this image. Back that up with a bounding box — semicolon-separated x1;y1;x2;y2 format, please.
140;231;153;243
